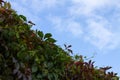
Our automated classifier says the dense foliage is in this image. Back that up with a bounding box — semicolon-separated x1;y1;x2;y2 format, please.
0;1;119;80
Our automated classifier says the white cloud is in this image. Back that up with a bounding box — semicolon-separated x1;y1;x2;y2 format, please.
67;20;83;36
31;0;58;13
70;0;120;17
68;0;120;50
85;19;120;50
8;0;66;15
47;0;120;50
49;16;83;37
28;0;66;13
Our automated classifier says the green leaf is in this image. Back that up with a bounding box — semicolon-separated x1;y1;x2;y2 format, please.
53;73;58;80
29;50;36;56
32;65;38;73
35;56;40;64
48;73;52;80
47;62;53;68
17;52;24;60
19;15;27;21
38;31;44;38
37;74;42;79
16;32;19;38
7;2;11;9
45;38;56;43
44;33;52;39
112;77;119;80
4;2;7;8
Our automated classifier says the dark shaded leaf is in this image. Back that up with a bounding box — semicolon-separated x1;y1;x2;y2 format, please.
44;33;52;39
38;31;44;38
45;38;56;43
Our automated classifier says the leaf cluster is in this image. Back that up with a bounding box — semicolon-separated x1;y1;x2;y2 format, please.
63;55;119;80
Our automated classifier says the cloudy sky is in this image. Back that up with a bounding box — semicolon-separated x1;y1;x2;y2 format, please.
7;0;120;75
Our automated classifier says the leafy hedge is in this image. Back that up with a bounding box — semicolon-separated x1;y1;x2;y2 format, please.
0;1;119;80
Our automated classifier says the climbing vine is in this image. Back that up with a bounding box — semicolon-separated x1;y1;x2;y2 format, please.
0;1;119;80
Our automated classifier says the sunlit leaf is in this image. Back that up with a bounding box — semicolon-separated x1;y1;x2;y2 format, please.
19;15;27;21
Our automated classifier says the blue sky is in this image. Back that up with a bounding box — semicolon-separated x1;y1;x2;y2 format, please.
7;0;120;76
